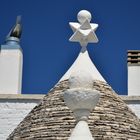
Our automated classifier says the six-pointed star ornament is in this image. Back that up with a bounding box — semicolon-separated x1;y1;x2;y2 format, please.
69;10;99;47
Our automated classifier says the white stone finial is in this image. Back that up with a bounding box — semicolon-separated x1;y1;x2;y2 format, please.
63;70;100;140
69;10;99;47
64;71;100;121
77;10;92;24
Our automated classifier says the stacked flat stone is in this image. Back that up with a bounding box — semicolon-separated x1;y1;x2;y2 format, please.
8;80;140;139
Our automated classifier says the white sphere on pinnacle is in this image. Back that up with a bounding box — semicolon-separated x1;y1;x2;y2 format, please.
77;10;92;24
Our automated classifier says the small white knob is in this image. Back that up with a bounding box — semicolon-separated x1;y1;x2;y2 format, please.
77;10;92;24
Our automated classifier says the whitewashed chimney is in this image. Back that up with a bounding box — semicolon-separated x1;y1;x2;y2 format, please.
128;50;140;96
0;16;23;94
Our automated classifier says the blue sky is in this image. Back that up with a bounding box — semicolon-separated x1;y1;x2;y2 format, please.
0;0;140;94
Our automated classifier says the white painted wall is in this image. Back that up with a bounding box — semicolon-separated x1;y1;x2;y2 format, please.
128;103;140;118
128;65;140;96
0;99;39;140
0;48;23;94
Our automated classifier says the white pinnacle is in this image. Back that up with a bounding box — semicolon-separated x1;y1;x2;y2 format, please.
69;10;99;47
59;10;105;83
62;10;104;140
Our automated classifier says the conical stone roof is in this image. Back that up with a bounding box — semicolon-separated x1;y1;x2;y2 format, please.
8;79;140;139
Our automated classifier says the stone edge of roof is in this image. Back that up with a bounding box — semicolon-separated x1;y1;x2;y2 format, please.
0;94;45;100
0;94;140;102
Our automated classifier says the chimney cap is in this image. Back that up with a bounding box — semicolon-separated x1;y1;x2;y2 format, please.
127;50;140;53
